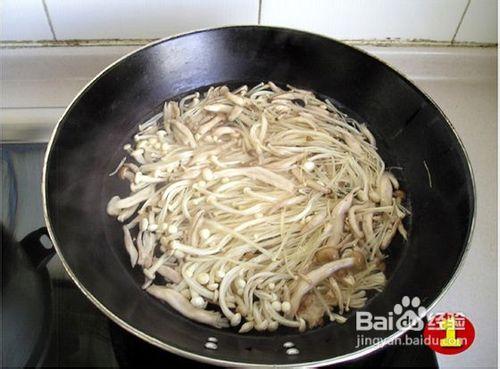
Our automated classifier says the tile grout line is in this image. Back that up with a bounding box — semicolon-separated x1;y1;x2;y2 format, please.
41;0;57;41
257;0;262;24
451;0;471;44
0;39;496;49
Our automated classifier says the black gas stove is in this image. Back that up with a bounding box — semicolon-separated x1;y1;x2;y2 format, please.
1;143;437;368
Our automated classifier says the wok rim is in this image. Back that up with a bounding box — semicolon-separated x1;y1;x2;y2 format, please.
41;25;477;367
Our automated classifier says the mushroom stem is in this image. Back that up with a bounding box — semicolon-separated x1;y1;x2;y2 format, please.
213;167;295;193
147;285;229;328
327;192;354;248
379;173;393;206
107;185;154;216
289;257;354;317
122;226;138;267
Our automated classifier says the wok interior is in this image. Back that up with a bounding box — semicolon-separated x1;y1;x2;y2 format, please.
45;27;474;365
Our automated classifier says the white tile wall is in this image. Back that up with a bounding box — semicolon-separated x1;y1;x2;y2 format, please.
0;0;54;40
455;0;497;43
261;0;469;41
44;0;259;40
0;0;496;43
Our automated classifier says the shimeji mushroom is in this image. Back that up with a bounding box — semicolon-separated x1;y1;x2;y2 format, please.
107;82;407;332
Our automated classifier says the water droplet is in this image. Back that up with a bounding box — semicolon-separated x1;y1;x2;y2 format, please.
286;347;300;355
207;337;218;343
283;341;295;348
204;342;218;350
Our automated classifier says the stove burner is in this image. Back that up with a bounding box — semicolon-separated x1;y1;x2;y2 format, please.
108;320;438;368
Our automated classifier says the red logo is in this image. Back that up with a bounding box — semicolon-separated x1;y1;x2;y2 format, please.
423;312;475;355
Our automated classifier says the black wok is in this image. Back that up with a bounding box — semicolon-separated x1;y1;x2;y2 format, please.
42;26;475;367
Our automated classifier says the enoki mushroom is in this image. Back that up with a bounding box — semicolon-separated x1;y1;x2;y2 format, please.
107;82;408;332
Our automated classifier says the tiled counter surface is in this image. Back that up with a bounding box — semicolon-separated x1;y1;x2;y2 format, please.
0;44;497;368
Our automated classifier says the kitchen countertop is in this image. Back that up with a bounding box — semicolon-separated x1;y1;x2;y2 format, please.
0;44;497;368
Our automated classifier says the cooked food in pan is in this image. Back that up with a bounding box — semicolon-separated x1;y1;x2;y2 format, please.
107;82;407;332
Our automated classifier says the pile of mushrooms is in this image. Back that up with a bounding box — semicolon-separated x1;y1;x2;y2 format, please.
107;82;408;332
